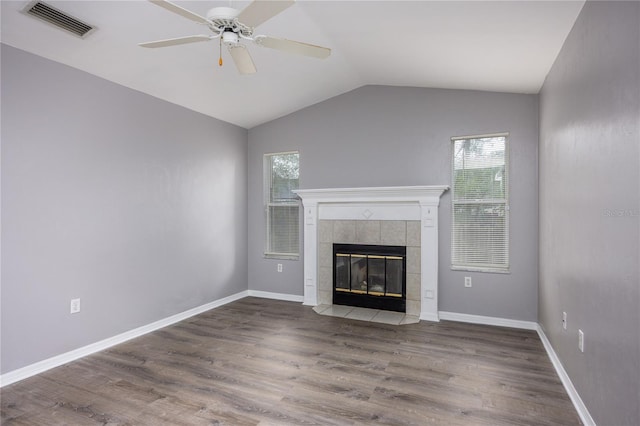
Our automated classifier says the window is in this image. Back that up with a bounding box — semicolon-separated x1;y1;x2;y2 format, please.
264;152;300;258
451;134;509;272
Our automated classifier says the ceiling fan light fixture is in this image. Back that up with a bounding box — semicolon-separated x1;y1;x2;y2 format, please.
222;31;239;45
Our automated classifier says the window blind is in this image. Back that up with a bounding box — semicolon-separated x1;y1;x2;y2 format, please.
451;135;509;271
265;152;299;257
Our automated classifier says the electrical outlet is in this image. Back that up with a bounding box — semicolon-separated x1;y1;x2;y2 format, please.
70;298;81;314
562;311;567;330
578;329;584;352
464;277;472;287
277;263;283;273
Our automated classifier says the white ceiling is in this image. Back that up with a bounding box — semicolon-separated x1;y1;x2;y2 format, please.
1;0;585;129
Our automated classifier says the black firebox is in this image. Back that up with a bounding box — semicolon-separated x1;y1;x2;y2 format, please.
333;243;406;312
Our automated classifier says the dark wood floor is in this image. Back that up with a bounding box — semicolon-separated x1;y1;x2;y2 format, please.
1;297;581;425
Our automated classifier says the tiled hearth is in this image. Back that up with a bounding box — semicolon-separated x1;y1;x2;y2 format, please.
312;305;420;325
294;185;448;321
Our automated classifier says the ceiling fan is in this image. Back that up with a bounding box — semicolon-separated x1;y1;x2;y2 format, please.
139;0;331;75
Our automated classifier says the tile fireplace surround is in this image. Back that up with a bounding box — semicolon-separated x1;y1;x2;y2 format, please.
293;186;449;322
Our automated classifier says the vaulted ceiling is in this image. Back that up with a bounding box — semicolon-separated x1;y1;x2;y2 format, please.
1;1;585;128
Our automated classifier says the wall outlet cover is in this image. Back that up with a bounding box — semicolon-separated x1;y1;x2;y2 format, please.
578;329;584;352
70;298;81;314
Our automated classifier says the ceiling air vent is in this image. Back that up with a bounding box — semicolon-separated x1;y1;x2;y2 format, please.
24;1;95;38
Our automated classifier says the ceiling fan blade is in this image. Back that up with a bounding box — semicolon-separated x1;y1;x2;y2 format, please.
148;0;208;24
255;36;331;59
228;45;257;75
237;0;295;28
139;35;212;48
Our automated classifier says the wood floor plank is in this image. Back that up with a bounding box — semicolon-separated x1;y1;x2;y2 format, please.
1;297;582;425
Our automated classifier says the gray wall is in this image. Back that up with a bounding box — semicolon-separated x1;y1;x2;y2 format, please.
248;85;539;321
539;2;640;425
1;45;248;374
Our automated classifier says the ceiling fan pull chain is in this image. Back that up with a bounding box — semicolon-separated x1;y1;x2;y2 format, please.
219;36;223;67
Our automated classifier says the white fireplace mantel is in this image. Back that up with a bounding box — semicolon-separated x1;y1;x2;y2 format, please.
293;185;449;322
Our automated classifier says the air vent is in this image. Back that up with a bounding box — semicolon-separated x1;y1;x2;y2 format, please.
24;1;95;38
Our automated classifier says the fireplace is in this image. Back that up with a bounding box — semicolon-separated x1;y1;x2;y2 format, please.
293;185;448;321
333;244;406;312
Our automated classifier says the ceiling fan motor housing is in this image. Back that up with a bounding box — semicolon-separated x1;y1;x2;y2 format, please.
206;6;252;40
206;7;238;21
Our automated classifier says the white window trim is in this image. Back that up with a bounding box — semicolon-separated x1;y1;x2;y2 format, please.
451;132;510;274
264;151;300;260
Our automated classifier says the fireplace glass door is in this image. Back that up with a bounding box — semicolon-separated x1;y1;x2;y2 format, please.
333;244;406;312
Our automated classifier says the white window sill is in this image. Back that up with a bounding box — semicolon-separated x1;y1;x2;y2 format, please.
265;253;299;261
451;266;510;274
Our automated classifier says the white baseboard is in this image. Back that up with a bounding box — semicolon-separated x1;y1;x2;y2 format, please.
536;325;596;426
247;290;304;302
0;290;249;388
420;312;440;322
438;311;538;330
